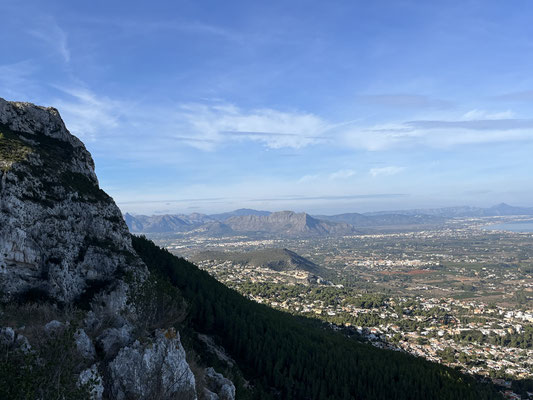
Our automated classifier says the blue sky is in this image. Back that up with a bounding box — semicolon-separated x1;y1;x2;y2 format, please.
1;0;533;215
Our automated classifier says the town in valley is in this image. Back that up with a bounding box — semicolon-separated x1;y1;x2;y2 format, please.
139;212;533;399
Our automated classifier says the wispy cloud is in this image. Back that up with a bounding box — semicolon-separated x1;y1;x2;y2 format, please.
52;86;123;139
329;169;356;180
405;118;533;131
357;94;452;109
45;86;533;158
28;18;70;63
83;16;242;43
462;109;515;120
0;61;38;99
491;90;533;102
173;103;329;149
297;174;320;184
370;166;405;177
297;169;356;184
343;113;533;151
118;197;226;205
249;193;408;202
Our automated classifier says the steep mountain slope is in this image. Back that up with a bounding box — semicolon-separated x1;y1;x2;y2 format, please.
192;248;322;274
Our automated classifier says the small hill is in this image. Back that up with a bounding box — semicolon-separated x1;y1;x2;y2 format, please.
192;248;322;274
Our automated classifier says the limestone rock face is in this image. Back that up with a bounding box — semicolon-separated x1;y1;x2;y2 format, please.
0;97;146;303
108;328;197;400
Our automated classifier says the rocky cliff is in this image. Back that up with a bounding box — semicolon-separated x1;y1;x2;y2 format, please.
0;98;146;303
0;98;234;400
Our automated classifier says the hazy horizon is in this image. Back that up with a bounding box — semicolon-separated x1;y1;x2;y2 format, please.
2;1;533;214
118;200;533;217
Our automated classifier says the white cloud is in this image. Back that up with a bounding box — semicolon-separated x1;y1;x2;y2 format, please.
370;166;405;177
173;103;328;149
44;85;533;156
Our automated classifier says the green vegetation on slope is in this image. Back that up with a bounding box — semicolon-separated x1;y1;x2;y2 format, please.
0;126;32;171
0;122;110;205
132;235;502;400
0;320;93;400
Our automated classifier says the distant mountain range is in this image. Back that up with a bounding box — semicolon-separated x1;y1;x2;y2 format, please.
315;212;446;226
124;203;533;237
125;210;355;237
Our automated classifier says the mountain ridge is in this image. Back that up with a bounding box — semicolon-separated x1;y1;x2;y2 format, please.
124;203;532;236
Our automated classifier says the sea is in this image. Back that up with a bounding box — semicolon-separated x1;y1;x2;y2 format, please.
483;222;533;233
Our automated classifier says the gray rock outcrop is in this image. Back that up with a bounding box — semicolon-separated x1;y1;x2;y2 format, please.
108;328;197;400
